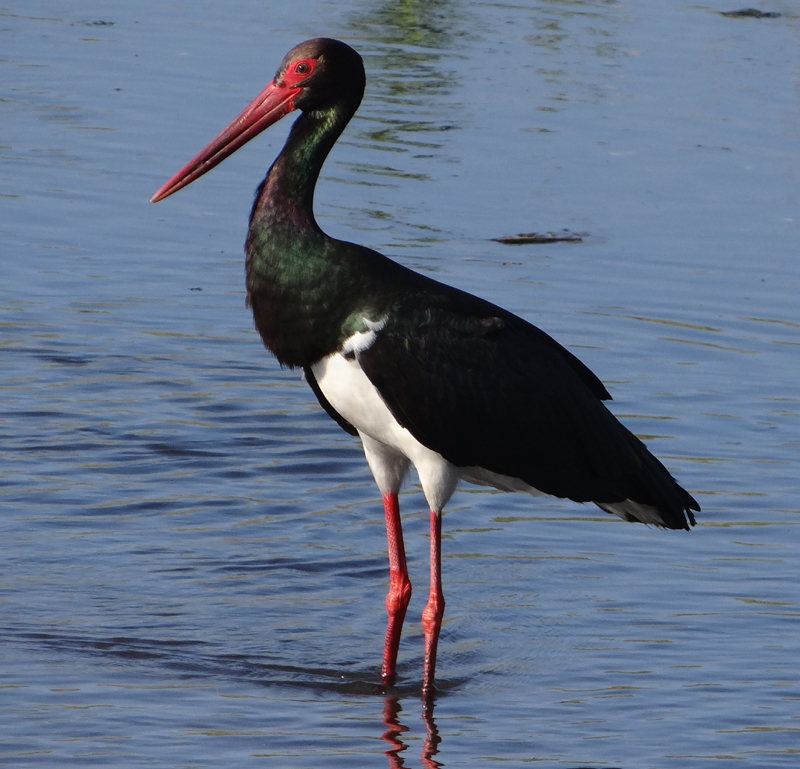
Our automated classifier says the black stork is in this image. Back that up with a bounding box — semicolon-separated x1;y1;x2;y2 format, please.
152;38;699;699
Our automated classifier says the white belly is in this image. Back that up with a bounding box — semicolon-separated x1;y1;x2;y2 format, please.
310;351;461;512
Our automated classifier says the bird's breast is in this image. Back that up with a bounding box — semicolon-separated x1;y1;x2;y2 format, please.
310;349;406;449
311;347;463;512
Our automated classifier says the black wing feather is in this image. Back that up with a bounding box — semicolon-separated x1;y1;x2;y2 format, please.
358;306;698;529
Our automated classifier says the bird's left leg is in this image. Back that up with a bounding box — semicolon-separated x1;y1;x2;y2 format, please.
381;492;412;686
421;508;445;700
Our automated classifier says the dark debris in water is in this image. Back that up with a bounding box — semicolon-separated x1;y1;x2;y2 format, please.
493;230;584;245
720;8;780;18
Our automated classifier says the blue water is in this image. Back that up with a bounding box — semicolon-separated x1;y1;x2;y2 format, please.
2;1;799;766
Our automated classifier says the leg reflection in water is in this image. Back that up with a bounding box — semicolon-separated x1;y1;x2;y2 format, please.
382;697;442;768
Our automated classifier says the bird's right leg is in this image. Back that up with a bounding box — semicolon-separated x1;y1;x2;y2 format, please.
361;434;413;687
381;492;412;686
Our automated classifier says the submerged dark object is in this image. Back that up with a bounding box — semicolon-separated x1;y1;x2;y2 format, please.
494;231;584;244
720;8;780;18
151;38;698;699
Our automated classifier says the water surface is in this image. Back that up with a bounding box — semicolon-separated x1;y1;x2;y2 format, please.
2;1;799;767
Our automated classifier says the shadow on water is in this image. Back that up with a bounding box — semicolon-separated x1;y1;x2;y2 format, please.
8;629;622;767
6;626;458;692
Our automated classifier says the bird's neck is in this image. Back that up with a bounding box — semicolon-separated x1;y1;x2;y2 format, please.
249;105;351;232
245;102;364;367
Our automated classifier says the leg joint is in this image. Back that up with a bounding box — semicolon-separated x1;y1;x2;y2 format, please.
386;575;412;613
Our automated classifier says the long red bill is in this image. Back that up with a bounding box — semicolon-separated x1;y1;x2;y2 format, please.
150;80;301;203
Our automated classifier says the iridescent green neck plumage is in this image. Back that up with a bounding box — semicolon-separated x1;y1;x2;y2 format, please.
244;100;367;367
249;104;352;231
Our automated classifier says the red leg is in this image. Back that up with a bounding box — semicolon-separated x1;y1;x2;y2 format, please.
421;509;445;700
381;493;412;687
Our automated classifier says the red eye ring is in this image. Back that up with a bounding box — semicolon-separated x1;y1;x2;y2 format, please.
283;58;317;87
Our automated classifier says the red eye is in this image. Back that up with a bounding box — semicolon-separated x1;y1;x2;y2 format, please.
283;58;317;86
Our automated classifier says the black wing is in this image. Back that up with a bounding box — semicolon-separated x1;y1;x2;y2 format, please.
358;306;698;529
